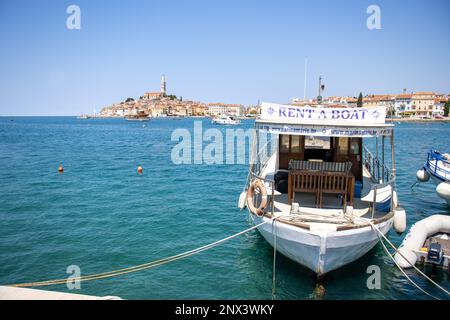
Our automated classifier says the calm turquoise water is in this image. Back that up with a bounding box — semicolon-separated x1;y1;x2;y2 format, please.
0;117;449;300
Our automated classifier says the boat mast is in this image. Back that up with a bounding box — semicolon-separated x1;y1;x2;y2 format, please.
317;76;324;104
303;58;308;101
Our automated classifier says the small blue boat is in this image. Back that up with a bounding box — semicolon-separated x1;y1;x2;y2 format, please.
416;149;450;206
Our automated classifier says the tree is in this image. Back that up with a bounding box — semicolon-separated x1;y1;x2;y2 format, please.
444;101;450;117
125;97;135;103
357;92;363;108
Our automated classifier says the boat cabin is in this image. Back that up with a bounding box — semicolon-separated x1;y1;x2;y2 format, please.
278;135;362;180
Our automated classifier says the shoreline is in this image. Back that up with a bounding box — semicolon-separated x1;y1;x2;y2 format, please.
2;115;448;122
386;117;450;123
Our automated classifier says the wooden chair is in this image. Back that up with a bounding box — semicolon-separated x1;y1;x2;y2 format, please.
288;170;321;206
319;171;349;209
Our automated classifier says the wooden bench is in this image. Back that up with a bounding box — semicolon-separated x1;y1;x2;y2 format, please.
289;170;322;207
287;160;354;208
289;160;352;172
319;171;351;209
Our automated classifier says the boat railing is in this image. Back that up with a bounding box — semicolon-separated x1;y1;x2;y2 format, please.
251;134;278;178
363;146;391;183
245;133;278;191
362;146;397;217
426;150;450;178
368;174;396;219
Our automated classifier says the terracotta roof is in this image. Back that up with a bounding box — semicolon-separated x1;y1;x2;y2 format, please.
395;94;412;99
364;94;395;101
412;92;435;96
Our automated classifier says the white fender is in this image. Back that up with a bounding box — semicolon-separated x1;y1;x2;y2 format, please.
436;182;450;200
416;168;430;182
238;191;247;210
392;190;399;208
393;207;406;234
394;215;450;268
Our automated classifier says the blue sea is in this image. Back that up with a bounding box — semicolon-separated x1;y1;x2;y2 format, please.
0;117;449;299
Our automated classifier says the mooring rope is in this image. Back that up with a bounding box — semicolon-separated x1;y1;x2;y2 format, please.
376;230;439;300
355;217;450;298
7;215;281;288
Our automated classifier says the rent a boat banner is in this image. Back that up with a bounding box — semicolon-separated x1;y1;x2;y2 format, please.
257;102;392;137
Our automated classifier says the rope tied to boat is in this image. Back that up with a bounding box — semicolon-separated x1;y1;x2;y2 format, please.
356;217;450;299
6;215;283;288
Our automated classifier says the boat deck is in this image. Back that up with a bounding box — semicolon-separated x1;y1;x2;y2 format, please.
266;166;390;226
270;193;391;229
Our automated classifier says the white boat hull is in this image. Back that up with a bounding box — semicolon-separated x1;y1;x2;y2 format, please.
429;175;450;206
212;120;239;125
423;151;450;206
250;213;393;275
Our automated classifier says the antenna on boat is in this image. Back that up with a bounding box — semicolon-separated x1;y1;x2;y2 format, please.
303;58;308;101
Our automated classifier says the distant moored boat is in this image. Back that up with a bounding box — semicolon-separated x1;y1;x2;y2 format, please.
416;149;450;206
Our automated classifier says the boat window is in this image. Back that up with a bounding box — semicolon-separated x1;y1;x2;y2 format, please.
350;139;360;155
291;135;301;153
305;136;330;150
336;137;349;155
280;135;290;153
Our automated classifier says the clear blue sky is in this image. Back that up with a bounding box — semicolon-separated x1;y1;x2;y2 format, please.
0;0;449;115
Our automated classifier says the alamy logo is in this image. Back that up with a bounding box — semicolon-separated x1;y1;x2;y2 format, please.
66;5;81;30
366;5;381;30
171;121;254;165
66;265;81;289
366;265;381;289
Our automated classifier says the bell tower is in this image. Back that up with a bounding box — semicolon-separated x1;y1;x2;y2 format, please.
160;74;166;96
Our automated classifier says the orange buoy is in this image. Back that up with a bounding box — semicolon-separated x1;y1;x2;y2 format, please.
58;165;64;173
137;166;143;174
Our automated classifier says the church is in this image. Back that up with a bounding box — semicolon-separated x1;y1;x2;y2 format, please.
141;75;166;100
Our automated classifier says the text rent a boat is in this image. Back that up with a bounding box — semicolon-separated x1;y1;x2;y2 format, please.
239;102;406;275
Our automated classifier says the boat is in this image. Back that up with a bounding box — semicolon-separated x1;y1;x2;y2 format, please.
416;150;450;206
394;215;450;271
125;114;151;121
76;114;90;119
239;101;406;275
212;115;240;125
125;117;150;121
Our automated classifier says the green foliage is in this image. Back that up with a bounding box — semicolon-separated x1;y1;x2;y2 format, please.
444;101;450;117
357;92;363;108
387;107;395;117
125;97;135;103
